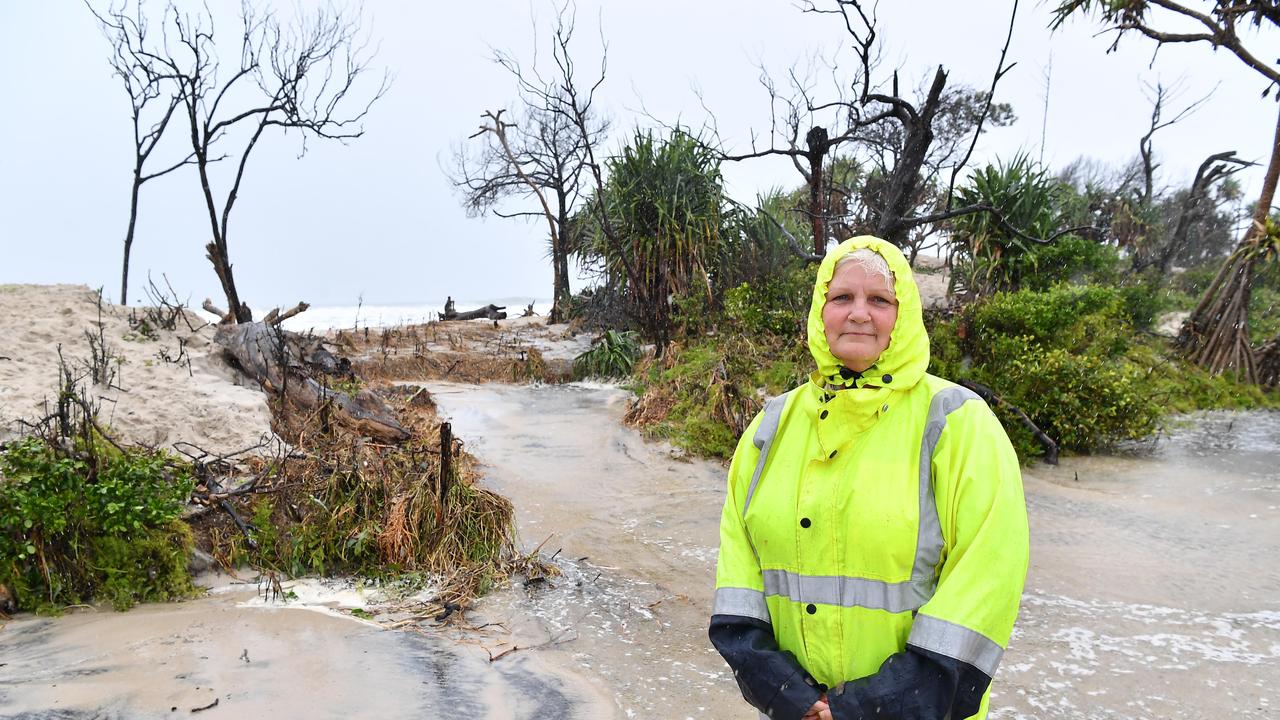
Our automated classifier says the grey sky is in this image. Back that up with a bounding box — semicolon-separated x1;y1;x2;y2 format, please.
2;1;1276;311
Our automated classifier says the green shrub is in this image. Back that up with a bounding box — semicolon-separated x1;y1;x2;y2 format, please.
933;285;1162;461
722;266;810;337
629;334;808;459
1172;264;1219;296
925;281;1280;462
574;330;643;379
1017;235;1120;291
964;284;1132;359
1250;271;1280;344
0;438;196;611
1117;280;1166;330
988;342;1159;458
95;523;195;611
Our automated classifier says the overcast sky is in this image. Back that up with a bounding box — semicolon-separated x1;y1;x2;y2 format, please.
2;1;1276;311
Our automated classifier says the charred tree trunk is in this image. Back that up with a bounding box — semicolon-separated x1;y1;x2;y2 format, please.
1154;152;1239;274
122;171;141;305
1177;106;1280;381
213;321;409;442
806;126;830;257
550;191;572;324
875;67;948;248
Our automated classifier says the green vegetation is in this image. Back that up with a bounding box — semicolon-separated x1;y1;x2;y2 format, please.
212;426;518;602
573;330;642;379
925;283;1276;460
625;265;812;459
0;357;524;615
0;437;196;612
628;275;1276;464
573;128;727;352
627;333;809;459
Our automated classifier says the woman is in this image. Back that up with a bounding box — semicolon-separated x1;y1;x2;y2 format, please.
710;237;1028;720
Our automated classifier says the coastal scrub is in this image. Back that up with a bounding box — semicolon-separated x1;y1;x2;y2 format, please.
0;437;197;612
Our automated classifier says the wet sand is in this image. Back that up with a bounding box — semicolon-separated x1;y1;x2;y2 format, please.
0;579;613;719
998;413;1280;719
5;384;1278;719
425;382;738;718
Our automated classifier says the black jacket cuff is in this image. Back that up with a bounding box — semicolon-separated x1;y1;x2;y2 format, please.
826;644;991;720
709;613;823;720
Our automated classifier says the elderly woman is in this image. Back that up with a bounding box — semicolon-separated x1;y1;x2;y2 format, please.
710;237;1028;720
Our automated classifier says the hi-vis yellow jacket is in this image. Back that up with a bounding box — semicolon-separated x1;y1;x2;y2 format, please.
712;237;1028;720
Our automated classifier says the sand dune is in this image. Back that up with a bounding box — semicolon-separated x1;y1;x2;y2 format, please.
0;284;275;457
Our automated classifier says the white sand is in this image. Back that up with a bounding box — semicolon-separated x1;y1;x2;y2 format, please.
910;254;951;309
0;284;276;456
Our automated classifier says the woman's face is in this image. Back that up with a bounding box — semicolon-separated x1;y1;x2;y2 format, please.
822;260;898;372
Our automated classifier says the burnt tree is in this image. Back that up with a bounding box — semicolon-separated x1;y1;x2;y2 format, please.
453;4;614;326
715;0;1020;260
149;2;387;322
88;1;201;305
454;100;602;325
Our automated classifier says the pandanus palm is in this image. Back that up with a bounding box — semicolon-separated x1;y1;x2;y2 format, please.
588;129;726;353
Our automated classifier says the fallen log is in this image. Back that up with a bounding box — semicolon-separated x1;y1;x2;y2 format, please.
441;302;507;322
213;322;410;442
958;379;1059;465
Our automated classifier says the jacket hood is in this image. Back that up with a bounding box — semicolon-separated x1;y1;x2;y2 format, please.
806;236;930;391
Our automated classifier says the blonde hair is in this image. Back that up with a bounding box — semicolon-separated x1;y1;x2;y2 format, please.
834;248;895;294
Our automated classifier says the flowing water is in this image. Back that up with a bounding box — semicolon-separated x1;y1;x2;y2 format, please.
423;384;1280;720
2;384;1277;719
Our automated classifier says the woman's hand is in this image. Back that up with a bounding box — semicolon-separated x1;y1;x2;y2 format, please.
802;693;832;720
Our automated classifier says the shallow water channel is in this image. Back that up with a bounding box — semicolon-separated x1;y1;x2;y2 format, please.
426;383;1280;719
2;383;1278;719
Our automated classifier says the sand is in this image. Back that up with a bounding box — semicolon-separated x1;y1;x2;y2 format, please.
0;284;276;457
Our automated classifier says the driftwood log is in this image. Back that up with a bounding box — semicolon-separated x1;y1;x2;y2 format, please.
262;302;310;326
213;322;410;442
441;296;507;322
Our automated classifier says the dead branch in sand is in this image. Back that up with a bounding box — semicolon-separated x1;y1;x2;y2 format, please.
262;302;310;326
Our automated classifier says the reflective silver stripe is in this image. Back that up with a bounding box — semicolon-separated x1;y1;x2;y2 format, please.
912;386;980;584
907;613;1004;677
744;385;980;614
761;569;933;613
712;587;772;623
743;391;791;518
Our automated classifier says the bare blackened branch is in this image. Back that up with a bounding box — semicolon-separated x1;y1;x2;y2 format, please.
162;1;389;323
87;0;192;304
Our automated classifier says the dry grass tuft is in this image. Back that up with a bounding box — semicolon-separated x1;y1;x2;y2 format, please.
197;360;553;605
